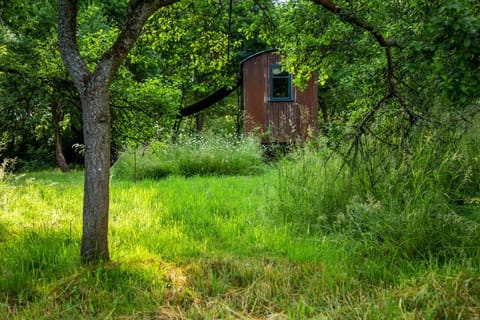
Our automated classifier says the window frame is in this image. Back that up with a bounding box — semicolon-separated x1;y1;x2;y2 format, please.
269;64;293;102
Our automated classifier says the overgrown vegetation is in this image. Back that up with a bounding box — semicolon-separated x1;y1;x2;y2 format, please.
1;128;480;318
276;128;480;262
112;134;265;180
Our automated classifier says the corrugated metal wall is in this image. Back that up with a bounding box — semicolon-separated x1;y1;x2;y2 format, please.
242;51;318;143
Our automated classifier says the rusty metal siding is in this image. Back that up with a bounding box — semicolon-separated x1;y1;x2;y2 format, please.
295;72;319;138
242;51;318;143
242;51;268;137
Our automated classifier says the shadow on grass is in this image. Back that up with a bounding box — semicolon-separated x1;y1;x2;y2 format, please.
0;230;179;319
1;230;78;304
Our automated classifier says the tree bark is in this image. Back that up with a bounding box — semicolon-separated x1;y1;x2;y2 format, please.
58;0;179;263
80;83;111;262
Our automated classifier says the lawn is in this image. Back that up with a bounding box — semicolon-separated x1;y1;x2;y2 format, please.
1;168;479;319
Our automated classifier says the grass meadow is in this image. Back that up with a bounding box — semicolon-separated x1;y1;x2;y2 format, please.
1;134;480;319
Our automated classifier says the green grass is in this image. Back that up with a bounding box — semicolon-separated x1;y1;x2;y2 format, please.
1;140;480;318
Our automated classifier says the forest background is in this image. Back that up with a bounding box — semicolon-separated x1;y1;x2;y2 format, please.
0;0;477;168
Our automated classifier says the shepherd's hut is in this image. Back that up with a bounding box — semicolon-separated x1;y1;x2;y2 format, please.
240;50;318;143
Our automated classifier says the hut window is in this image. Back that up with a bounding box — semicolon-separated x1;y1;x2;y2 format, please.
269;64;292;101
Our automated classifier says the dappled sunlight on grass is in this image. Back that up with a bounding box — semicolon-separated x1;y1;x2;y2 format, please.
110;174;280;260
1;167;480;318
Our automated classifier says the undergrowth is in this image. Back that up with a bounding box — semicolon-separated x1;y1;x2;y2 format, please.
275;131;480;263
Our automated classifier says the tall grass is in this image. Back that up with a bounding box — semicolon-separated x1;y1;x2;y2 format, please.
1;133;480;318
112;134;265;180
275;132;480;262
276;147;355;231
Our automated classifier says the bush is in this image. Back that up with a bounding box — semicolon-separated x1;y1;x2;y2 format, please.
112;134;265;180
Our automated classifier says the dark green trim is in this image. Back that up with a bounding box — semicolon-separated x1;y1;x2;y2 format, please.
269;64;292;101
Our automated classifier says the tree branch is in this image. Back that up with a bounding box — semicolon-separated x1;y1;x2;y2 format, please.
0;66;23;75
310;0;402;48
385;47;419;124
355;93;393;135
58;0;91;92
95;0;180;85
310;0;420;133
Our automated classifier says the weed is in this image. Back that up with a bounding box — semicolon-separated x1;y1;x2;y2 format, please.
0;157;16;182
273;134;480;262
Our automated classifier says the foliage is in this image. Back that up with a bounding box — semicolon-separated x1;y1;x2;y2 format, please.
110;76;182;147
406;0;480;103
1;0;478;171
112;134;265;180
0;2;114;168
140;0;271;93
266;0;480;154
0;0;274;169
132;0;272;136
0;0;81;168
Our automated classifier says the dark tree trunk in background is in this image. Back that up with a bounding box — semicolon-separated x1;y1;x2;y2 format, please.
196;113;204;133
51;99;70;172
318;95;329;124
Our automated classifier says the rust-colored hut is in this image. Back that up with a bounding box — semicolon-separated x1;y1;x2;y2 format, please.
240;50;318;143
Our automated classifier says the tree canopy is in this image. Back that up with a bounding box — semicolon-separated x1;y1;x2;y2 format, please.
2;0;478;169
266;0;479;151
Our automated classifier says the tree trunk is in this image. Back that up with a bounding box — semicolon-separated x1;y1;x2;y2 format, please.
58;0;179;263
196;113;204;134
318;95;329;124
51;99;70;172
80;82;111;262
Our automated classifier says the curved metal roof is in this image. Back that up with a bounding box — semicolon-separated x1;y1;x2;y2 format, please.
239;49;277;66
